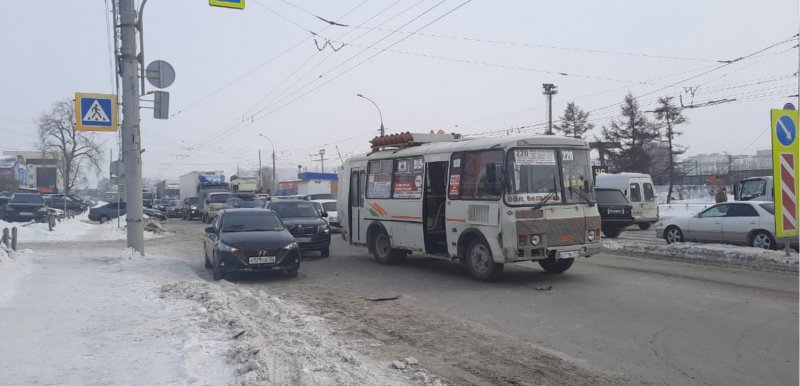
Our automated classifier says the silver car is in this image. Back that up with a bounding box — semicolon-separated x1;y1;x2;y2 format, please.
655;201;793;250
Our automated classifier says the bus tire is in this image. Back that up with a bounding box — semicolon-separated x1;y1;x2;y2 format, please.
538;257;574;274
465;239;503;281
371;229;406;264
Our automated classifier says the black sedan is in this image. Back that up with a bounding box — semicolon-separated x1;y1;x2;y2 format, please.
203;209;301;281
595;188;635;238
165;199;184;218
4;193;49;222
266;199;331;257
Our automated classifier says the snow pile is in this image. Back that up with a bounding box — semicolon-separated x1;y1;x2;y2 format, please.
0;246;30;307
0;212;167;243
602;239;799;272
160;280;417;386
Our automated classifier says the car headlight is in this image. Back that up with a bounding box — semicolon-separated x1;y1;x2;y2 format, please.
38;207;48;212
587;230;596;242
191;206;197;210
322;224;330;234
282;241;299;250
217;242;238;253
530;234;541;246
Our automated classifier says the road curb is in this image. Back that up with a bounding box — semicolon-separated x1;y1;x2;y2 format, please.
601;240;799;273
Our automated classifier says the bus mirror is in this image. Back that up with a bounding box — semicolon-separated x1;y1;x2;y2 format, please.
485;163;504;195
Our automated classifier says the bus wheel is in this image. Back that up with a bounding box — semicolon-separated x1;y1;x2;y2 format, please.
538;257;574;274
465;239;503;281
372;230;406;264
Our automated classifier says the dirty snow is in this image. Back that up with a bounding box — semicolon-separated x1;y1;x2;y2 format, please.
0;211;166;242
603;239;799;272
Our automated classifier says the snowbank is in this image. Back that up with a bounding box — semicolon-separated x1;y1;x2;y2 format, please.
0;212;166;243
0;246;31;307
160;280;418;386
602;239;799;272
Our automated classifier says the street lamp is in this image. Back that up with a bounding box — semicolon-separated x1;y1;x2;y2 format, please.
357;93;385;136
258;133;276;195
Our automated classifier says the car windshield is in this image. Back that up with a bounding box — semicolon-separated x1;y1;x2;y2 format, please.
168;200;180;206
220;213;284;232
188;197;201;205
237;198;264;208
10;194;44;204
759;203;775;214
309;193;336;200
595;189;629;204
269;201;320;217
209;194;231;203
739;179;767;200
322;202;337;212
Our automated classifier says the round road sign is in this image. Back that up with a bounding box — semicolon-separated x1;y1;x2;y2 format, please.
145;60;176;89
776;115;796;147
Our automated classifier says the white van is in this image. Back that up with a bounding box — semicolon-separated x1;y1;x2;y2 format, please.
595;172;659;230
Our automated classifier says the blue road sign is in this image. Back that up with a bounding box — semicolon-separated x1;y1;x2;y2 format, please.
776;115;797;147
75;92;117;132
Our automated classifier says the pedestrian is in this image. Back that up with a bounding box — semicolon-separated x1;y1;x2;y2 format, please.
715;187;728;203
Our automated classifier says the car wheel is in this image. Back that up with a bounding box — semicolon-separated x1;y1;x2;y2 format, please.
751;231;777;250
638;222;652;231
371;230;406;264
664;226;683;244
320;247;330;258
465;239;503;281
99;215;110;224
212;253;224;281
601;226;623;238
538;256;574;274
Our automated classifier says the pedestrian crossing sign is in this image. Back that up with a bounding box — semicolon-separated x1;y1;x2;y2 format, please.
75;92;118;132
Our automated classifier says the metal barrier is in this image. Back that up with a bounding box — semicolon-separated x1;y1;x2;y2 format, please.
1;227;17;251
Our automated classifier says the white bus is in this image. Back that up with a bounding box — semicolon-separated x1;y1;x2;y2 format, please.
337;133;601;281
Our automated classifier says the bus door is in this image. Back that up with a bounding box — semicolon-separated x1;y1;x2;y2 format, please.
423;161;449;255
348;168;367;244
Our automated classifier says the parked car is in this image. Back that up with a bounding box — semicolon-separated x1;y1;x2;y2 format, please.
4;193;49;222
595;173;659;230
655;201;797;250
89;202;126;223
144;207;167;221
224;193;265;209
266;199;331;257
165;199;184;218
306;193;336;201
313;199;339;228
202;192;232;223
182;196;203;220
152;198;169;212
203;208;301;281
594;188;634;238
44;194;86;215
0;196;9;220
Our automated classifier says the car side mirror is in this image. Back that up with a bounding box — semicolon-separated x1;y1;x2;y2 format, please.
321;211;328;218
205;199;210;204
204;226;216;233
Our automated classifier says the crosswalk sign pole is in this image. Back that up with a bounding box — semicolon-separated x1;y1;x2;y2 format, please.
118;0;145;255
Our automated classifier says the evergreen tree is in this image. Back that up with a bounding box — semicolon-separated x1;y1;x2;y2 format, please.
555;102;594;138
601;93;660;173
652;96;687;204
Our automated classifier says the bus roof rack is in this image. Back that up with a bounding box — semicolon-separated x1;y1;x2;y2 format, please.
370;131;461;151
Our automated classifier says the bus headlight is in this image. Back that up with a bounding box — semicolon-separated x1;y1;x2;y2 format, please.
530;234;541;246
587;230;596;242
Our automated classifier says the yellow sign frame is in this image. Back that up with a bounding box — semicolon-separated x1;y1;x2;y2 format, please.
770;109;799;238
75;92;118;132
209;0;245;10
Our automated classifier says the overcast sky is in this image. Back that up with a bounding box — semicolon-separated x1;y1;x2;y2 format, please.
1;0;798;182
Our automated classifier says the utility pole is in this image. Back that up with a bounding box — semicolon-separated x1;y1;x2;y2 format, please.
542;83;558;135
319;149;326;173
258;149;262;192
119;0;144;254
272;150;276;194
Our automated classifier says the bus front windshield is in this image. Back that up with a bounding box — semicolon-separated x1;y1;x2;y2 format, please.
506;148;594;205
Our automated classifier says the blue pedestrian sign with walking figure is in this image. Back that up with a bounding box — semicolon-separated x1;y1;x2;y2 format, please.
75;92;118;132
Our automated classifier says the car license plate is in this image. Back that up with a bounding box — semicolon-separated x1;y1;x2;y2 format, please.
608;209;622;214
296;237;312;243
559;250;580;259
249;256;276;264
20;212;33;216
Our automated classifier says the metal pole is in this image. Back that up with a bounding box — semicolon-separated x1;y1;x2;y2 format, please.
272;151;276;194
357;94;384;136
258;149;263;192
320;149;325;173
11;227;17;251
542;84;557;135
119;0;144;254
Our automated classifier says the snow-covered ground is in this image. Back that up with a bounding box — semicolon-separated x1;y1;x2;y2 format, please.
0;211;165;242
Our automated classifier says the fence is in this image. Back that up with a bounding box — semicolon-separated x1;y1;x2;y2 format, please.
1;227;17;251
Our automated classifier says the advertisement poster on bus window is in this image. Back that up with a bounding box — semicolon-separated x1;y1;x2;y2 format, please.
393;174;422;198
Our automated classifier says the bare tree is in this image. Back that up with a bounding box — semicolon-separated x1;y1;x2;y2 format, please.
37;99;104;194
555;102;594;138
652;96;687;203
